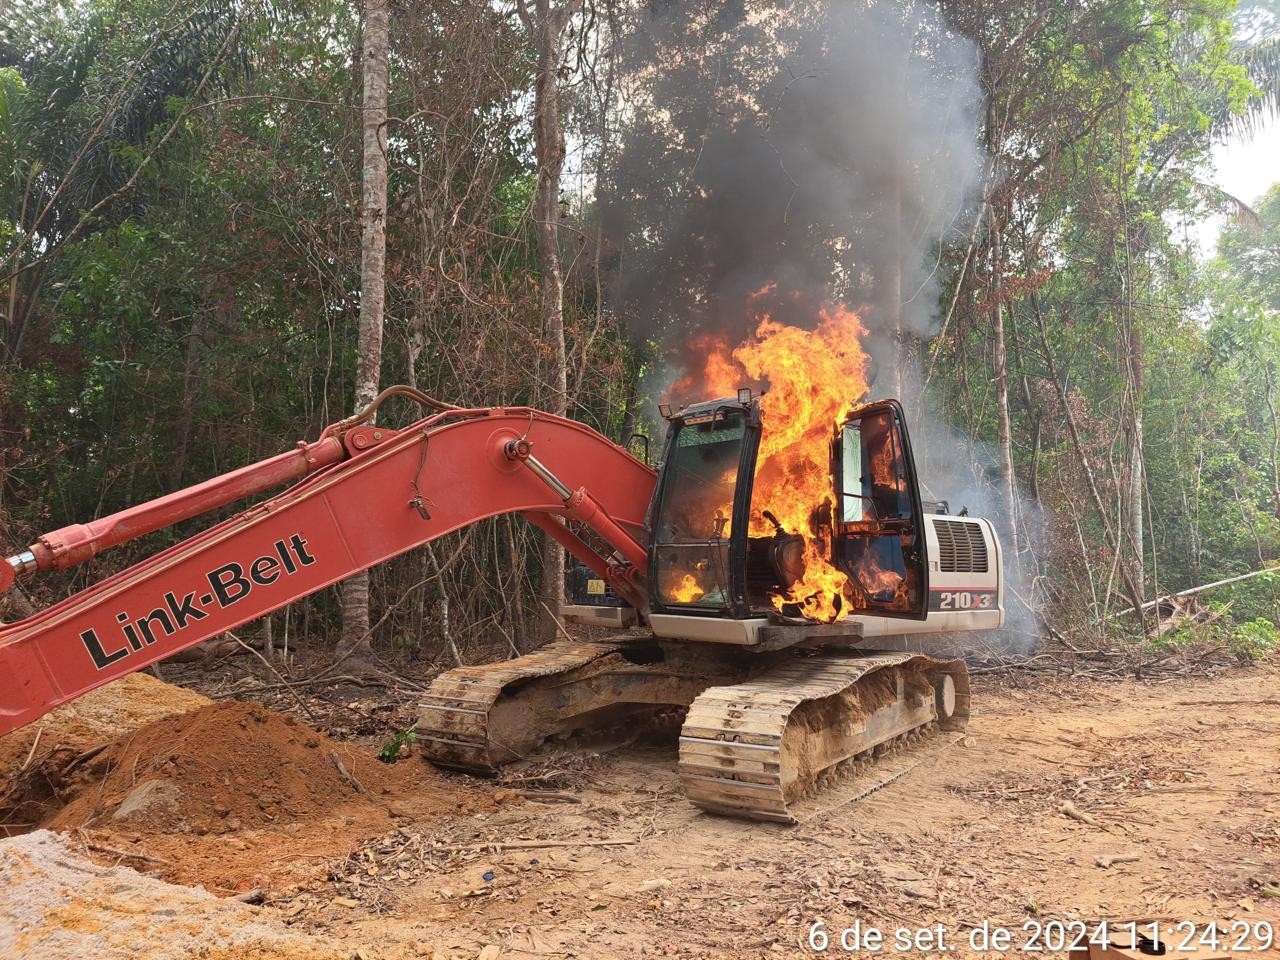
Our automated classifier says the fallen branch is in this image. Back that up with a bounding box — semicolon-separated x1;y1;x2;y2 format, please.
86;841;174;865
19;727;43;773
1059;800;1100;826
428;837;635;853
225;631;317;722
237;674;421;696
539;600;575;642
163;635;256;662
968;654;1055;675
1175;699;1280;707
1149;785;1280;797
330;751;369;796
515;790;581;803
64;742;109;773
1096;852;1141;868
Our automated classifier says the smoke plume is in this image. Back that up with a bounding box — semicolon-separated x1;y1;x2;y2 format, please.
604;0;986;386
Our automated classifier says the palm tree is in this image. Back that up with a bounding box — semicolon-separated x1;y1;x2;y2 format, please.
1224;1;1280;134
1236;34;1280;135
0;0;269;361
1192;6;1280;236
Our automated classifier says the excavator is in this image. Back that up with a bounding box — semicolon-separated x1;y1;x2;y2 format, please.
0;385;1002;822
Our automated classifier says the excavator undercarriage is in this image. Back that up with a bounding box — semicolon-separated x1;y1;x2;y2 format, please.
417;632;971;823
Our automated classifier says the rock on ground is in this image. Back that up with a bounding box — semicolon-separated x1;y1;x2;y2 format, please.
0;831;343;960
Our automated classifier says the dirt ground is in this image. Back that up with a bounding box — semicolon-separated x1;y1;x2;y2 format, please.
1;830;347;960
3;663;1279;959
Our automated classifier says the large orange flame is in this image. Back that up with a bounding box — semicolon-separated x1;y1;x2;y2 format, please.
671;286;871;621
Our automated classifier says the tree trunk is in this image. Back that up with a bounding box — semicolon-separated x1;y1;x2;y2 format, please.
170;306;212;488
619;376;639;448
886;176;904;402
1121;188;1145;609
1032;294;1147;632
980;79;1021;575
262;612;274;663
524;0;578;642
337;0;390;660
1;583;38;622
1265;368;1280;519
989;202;1021;570
1125;385;1145;579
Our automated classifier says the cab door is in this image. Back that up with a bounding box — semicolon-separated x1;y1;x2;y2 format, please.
833;400;928;619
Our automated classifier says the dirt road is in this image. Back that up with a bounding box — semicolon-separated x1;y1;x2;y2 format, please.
5;664;1279;959
283;666;1280;959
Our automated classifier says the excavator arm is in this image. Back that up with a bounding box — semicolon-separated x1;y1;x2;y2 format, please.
0;390;656;735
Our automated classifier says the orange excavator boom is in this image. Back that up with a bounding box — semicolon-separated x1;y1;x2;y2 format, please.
0;390;655;735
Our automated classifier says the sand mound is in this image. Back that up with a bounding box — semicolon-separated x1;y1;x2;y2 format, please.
2;677;492;891
41;699;413;834
0;673;211;769
1;674;214;835
0;830;344;960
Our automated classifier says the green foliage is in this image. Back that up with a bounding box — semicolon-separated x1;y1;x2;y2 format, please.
1215;182;1280;311
378;726;418;764
1210;572;1280;623
923;0;1280;647
1231;617;1280;662
1144;599;1280;663
0;0;607;655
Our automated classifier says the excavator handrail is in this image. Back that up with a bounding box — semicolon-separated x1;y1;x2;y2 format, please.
316;385;463;443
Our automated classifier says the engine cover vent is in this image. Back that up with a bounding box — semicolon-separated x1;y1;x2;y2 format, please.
932;519;989;574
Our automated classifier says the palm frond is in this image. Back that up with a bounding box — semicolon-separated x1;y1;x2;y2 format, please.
1194;180;1266;237
8;1;273;241
1232;34;1280;137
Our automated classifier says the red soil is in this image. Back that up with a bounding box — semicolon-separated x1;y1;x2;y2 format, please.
2;687;495;891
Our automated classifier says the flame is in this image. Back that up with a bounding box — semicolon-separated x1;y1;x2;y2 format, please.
856;552;905;596
669;329;742;402
712;465;737;538
672;286;871;621
869;429;900;488
669;573;707;604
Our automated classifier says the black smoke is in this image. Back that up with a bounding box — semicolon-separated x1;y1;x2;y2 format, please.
602;0;986;381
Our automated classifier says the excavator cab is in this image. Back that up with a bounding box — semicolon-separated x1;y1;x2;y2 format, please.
647;395;927;624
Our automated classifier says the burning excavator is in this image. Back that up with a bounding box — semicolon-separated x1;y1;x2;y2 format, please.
0;302;1002;823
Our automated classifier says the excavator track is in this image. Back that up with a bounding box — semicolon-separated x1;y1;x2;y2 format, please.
417;638;752;773
677;652;970;824
418;641;617;771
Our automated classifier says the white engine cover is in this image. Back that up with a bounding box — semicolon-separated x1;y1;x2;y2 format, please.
854;513;1004;637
